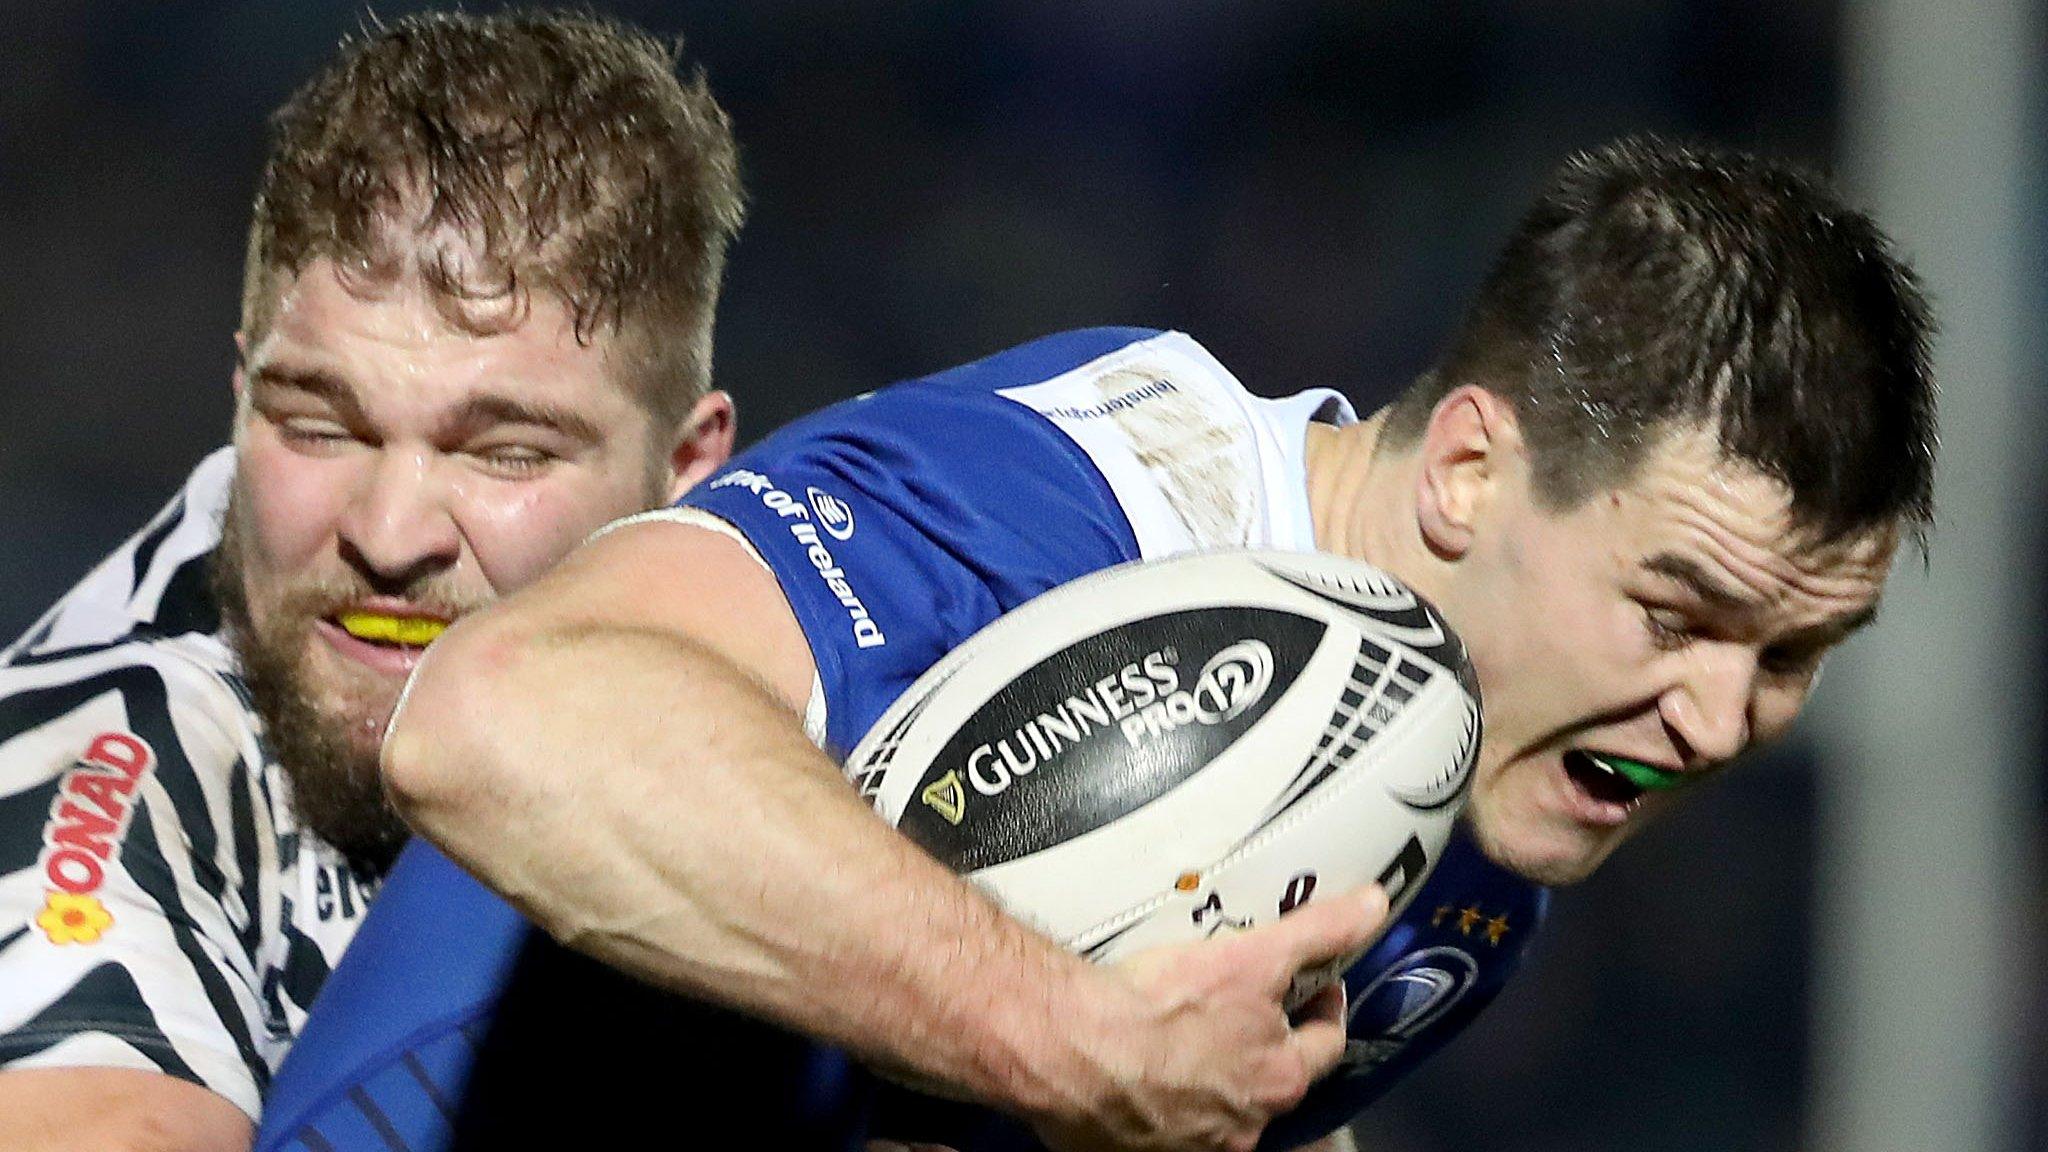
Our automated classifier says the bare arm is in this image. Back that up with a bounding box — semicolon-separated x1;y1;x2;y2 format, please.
0;1068;251;1152
384;521;1385;1150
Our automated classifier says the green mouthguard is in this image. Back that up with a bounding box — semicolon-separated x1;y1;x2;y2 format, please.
1600;754;1686;792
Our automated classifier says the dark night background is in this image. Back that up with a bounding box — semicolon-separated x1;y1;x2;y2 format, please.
1;5;2038;1151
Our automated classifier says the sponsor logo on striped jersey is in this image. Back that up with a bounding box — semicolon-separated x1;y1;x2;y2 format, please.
35;731;156;943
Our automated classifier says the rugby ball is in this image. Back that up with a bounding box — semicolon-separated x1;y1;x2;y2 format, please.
845;549;1480;1004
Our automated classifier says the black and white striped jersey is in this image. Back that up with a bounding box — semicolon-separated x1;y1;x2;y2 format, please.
0;448;376;1120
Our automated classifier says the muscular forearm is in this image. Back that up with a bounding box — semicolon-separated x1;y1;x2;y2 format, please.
381;526;1379;1151
383;609;1110;1120
0;1068;252;1152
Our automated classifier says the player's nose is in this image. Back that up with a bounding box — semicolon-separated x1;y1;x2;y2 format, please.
336;449;462;585
1661;643;1755;767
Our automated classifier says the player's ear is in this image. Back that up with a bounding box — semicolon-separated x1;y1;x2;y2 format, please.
664;390;736;503
1414;386;1514;561
230;332;249;402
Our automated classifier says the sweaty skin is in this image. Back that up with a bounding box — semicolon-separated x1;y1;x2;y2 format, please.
383;520;1386;1152
1304;395;1893;886
385;355;1897;1152
0;249;732;1152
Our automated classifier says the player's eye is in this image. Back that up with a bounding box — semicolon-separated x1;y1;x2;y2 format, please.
1759;642;1822;678
470;442;557;476
1639;604;1694;652
276;414;355;447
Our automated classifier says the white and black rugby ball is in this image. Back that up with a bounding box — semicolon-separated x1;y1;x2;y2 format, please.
845;549;1481;1002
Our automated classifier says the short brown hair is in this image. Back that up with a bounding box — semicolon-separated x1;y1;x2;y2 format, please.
1386;136;1936;549
241;9;746;421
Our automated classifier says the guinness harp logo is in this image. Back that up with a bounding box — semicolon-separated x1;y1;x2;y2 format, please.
921;770;967;825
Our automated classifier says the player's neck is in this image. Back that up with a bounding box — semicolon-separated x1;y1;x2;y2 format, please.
1305;411;1413;570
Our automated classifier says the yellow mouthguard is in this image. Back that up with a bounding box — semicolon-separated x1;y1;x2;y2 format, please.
337;612;448;647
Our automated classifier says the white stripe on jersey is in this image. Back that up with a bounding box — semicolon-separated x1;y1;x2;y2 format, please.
0;456;372;1121
3;1030;165;1076
0;638;258;1111
5;447;232;660
996;331;1354;560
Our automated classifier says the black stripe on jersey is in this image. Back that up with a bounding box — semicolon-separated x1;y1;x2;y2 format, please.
7;554;220;669
10;614;60;662
1;655;237;906
0;662;207;876
50;661;269;1087
130;669;225;869
73;662;241;925
220;667;260;728
0;661;274;1090
294;1127;340;1152
128;494;187;600
402;1051;458;1120
0;961;205;1086
115;801;271;1091
349;1085;414;1152
278;920;337;1012
144;554;220;639
5;637;141;670
228;760;265;960
0;926;24;953
0;664;146;738
0;779;61;879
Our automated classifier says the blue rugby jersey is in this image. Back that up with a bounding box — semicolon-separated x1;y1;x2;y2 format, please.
254;328;1548;1152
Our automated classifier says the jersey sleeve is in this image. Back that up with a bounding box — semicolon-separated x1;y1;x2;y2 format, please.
0;648;276;1118
674;329;1160;752
4;447;231;660
254;839;531;1152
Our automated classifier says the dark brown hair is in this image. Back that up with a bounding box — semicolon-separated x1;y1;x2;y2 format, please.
1386;135;1937;547
242;9;746;421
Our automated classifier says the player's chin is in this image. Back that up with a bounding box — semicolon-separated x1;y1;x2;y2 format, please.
298;667;407;753
1465;803;1628;887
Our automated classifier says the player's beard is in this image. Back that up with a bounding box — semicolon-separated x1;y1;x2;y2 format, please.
209;502;476;879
